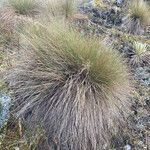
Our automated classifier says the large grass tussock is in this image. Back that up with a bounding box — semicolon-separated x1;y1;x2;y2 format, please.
5;22;132;149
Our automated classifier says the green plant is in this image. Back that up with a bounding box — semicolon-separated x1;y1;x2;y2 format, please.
123;0;150;34
5;22;132;149
9;0;38;16
130;41;150;66
133;42;148;55
93;0;103;7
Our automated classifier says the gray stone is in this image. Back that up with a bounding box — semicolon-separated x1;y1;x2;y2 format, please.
124;144;131;150
0;93;11;128
116;0;124;5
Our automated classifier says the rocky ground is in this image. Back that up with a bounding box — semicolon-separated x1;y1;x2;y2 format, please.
75;1;150;150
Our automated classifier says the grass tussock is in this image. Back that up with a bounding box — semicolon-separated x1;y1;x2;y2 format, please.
46;0;75;19
9;0;38;16
5;22;132;149
129;0;150;25
123;0;150;34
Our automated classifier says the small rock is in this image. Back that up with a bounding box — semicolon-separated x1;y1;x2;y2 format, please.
124;144;131;150
0;93;11;128
14;147;20;150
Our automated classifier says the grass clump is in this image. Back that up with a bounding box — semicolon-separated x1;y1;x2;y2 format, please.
129;0;150;24
9;0;38;16
5;22;132;149
46;0;75;19
123;0;150;34
130;41;150;66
